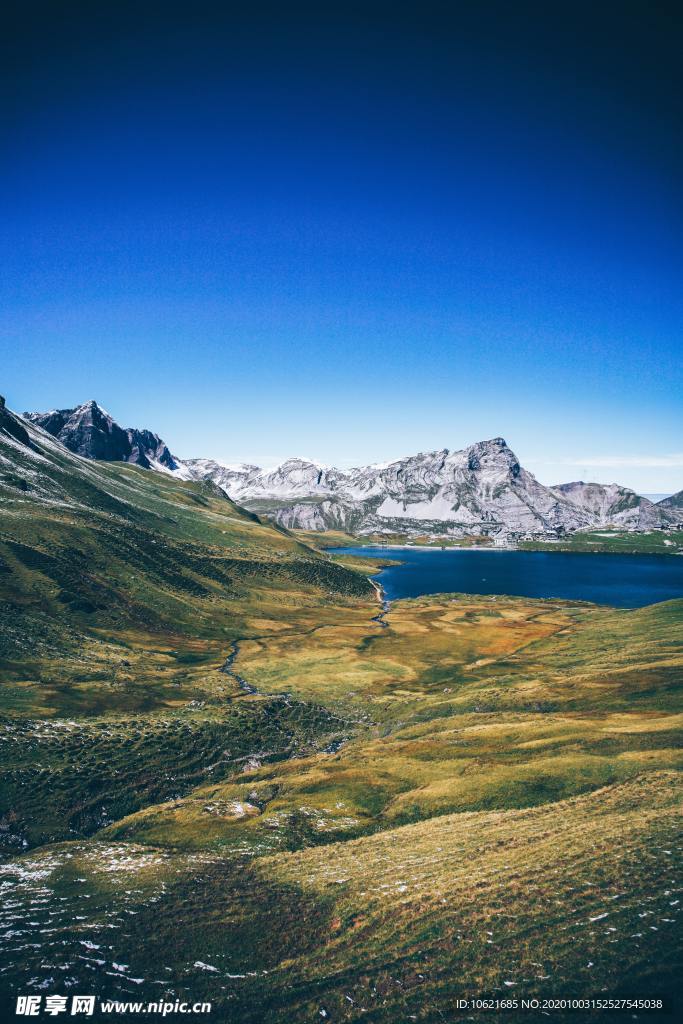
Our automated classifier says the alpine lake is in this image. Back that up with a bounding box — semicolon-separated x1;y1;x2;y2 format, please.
332;545;683;607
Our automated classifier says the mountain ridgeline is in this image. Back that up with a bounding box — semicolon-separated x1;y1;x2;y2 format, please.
24;400;680;537
658;488;683;510
25;399;181;472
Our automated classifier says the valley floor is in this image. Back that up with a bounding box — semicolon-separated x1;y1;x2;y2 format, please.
1;589;681;1022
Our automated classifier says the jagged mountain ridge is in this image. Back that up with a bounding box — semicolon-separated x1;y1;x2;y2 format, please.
24;400;182;472
21;400;679;536
184;441;678;536
185;441;572;535
551;480;672;532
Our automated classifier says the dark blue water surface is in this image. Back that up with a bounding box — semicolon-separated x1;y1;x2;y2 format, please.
333;547;683;607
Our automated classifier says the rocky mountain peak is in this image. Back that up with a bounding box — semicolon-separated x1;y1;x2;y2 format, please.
24;401;180;472
462;437;519;479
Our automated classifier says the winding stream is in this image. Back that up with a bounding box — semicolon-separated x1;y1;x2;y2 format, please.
219;640;258;694
369;579;390;628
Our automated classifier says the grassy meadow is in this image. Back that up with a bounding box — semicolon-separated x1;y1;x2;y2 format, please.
520;530;683;555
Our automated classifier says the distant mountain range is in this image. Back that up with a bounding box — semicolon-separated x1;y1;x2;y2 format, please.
23;400;682;537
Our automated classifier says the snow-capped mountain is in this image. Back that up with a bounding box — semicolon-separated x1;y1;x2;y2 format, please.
180;438;678;536
21;401;679;536
24;400;183;473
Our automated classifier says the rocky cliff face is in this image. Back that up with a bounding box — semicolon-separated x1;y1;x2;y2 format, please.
182;437;677;536
657;489;683;512
24;401;181;472
550;481;674;531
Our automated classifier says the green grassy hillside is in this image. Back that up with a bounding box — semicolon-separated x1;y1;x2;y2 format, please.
519;530;683;555
0;774;678;1021
0;403;375;853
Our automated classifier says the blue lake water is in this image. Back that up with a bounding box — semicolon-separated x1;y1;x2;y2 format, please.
332;547;683;607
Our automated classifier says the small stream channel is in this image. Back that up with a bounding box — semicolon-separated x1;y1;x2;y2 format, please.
219;640;259;694
369;579;390;628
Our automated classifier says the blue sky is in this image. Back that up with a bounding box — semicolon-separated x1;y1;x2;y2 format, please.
2;3;681;491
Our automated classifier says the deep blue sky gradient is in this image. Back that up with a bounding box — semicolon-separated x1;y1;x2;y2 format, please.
2;2;681;489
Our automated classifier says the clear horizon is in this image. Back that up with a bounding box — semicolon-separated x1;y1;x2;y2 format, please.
2;5;681;493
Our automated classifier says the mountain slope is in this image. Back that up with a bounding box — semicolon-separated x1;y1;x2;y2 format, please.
2;579;681;1015
0;394;376;850
2;772;679;1021
658;488;683;511
1;395;373;661
551;480;670;530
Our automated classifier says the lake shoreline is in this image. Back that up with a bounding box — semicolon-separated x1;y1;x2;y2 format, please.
331;546;683;608
332;543;682;556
